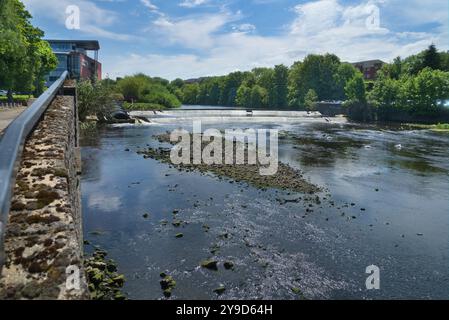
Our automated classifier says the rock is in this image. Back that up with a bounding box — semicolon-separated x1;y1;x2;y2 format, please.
201;260;218;270
417;233;423;236
114;292;127;300
223;261;234;270
213;286;226;295
291;287;302;294
172;219;182;227
112;275;125;287
160;275;176;297
175;233;184;238
360;208;366;211
142;213;149;219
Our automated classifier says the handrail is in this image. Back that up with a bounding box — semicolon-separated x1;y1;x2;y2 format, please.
0;71;69;270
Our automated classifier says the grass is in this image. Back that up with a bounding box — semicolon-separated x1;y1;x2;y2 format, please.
123;102;166;111
0;94;33;103
407;123;449;132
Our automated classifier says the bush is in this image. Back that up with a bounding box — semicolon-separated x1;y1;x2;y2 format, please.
77;80;115;121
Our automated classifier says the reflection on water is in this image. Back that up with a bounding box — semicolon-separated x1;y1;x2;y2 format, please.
81;118;449;300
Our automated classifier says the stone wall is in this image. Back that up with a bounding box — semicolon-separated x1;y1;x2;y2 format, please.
0;93;88;299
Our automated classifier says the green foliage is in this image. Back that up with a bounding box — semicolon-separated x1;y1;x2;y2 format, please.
304;89;318;111
77;80;115;121
404;68;449;116
0;0;57;100
345;73;366;103
115;74;181;109
288;54;350;107
123;102;165;111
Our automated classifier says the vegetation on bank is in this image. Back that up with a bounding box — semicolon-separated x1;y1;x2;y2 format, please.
171;45;449;122
108;74;181;110
78;45;448;124
0;0;57;102
369;45;449;121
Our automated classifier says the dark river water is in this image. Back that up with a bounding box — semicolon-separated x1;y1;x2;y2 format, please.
80;109;449;300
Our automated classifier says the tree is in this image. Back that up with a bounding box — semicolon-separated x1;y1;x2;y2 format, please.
288;54;341;106
304;89;318;111
181;83;200;105
236;85;252;107
269;64;288;108
422;44;440;70
344;73;372;121
250;85;266;109
345;73;366;103
405;68;449;116
0;0;57;101
368;74;405;120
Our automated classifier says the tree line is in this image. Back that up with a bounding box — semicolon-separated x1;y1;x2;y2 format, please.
170;45;449;121
175;54;360;110
368;45;449;121
0;0;57;102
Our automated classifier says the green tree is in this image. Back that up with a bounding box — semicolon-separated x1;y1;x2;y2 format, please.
0;0;57;101
422;44;440;70
304;89;318;111
250;85;266;109
405;68;449;116
182;83;200;105
236;85;252;107
345;73;366;103
288;54;341;106
269;64;288;108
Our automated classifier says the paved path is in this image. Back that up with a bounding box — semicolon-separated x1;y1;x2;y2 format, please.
0;107;27;133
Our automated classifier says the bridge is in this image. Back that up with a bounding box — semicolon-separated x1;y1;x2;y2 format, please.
0;72;88;299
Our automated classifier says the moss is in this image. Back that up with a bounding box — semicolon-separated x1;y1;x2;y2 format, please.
35;189;60;208
201;260;218;270
25;214;60;225
160;275;176;298
10;201;26;211
84;248;127;300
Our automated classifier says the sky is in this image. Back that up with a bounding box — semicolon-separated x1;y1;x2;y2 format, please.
22;0;449;80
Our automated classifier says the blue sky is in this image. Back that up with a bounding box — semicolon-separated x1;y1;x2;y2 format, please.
22;0;448;80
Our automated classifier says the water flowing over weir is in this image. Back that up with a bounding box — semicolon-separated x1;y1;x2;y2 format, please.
81;106;449;300
129;109;342;125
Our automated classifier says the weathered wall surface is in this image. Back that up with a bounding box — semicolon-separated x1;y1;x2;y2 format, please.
0;94;88;299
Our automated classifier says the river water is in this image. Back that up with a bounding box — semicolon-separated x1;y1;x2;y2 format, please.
80;106;449;299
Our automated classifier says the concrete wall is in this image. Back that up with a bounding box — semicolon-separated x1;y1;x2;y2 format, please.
0;92;88;299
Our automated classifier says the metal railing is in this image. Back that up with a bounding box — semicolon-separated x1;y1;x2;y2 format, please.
0;71;69;270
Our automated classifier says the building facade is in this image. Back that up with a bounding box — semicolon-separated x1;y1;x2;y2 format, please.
351;59;384;80
46;40;102;86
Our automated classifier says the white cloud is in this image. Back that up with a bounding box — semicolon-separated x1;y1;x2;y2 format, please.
149;11;239;49
141;0;158;11
104;0;448;80
22;0;136;40
232;23;256;33
179;0;209;8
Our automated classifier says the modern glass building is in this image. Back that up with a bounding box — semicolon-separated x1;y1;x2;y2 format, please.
45;40;102;86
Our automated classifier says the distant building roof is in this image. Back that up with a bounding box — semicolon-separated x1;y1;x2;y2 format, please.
46;39;100;51
351;59;385;67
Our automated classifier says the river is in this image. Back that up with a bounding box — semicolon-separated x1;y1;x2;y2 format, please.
80;106;449;299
